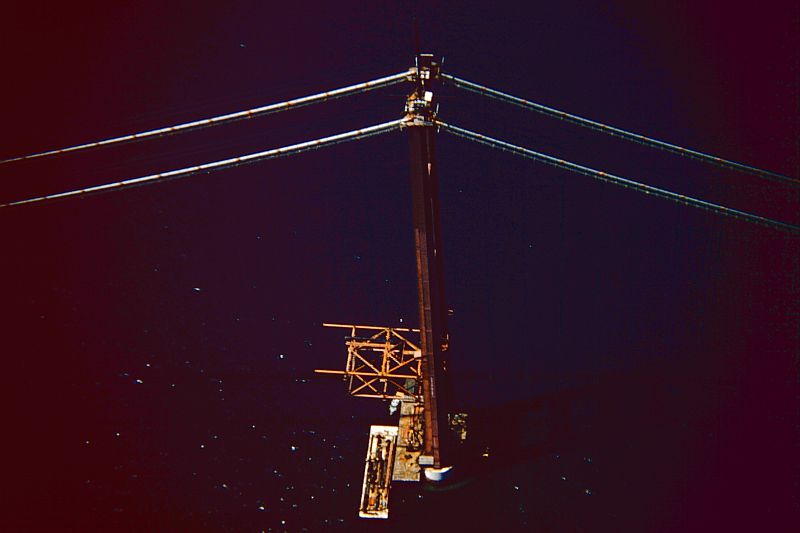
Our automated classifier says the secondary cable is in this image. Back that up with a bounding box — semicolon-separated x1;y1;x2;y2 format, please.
0;119;409;208
437;121;799;236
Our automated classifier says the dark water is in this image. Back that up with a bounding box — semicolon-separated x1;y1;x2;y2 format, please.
7;338;796;532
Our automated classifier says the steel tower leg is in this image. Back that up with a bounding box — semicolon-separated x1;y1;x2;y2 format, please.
408;109;450;469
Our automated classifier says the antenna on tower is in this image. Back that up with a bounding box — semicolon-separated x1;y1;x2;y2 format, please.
412;16;421;59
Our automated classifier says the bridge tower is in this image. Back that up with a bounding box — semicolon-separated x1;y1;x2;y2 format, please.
404;53;451;471
315;54;457;517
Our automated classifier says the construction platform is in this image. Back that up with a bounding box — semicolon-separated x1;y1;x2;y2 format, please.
393;400;423;482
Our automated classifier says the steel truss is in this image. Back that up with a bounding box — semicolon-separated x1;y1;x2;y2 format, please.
315;323;422;400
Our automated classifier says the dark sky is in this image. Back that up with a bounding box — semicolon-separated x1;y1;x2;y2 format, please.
2;2;798;532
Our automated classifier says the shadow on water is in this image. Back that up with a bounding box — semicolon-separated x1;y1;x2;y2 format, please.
349;377;621;532
349;362;796;532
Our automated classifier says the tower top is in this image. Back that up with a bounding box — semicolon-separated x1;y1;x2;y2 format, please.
406;54;441;124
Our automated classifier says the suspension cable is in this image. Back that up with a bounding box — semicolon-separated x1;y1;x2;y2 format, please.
441;73;799;188
436;121;800;236
0;119;409;208
0;70;413;165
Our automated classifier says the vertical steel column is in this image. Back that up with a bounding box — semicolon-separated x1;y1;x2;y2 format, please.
407;55;450;468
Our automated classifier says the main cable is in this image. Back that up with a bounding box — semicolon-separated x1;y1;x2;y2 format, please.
0;70;413;165
441;73;799;188
436;121;800;236
0;119;409;208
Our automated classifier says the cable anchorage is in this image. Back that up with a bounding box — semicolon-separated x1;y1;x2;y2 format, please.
436;120;800;236
441;73;799;188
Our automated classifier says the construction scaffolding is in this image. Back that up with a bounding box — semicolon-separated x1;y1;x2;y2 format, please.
314;323;422;400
